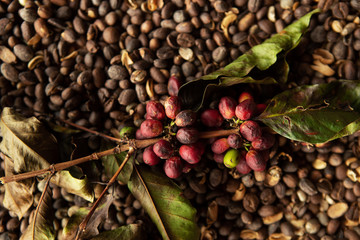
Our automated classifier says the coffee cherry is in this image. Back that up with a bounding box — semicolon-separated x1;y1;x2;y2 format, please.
146;100;166;121
153;139;173;159
235;99;256;120
119;126;136;138
239;120;262;142
251;132;275;150
143;145;161;166
236;153;252;174
227;134;242;149
179;144;202;164
246;150;266;171
211;138;230;154
219;96;237;119
238;92;253;103
176;127;199;144
256;103;267;115
140;119;163;138
213;153;225;163
167;75;182;96
164;96;181;119
135;129;145;139
164;156;183;179
200;109;224;127
175;110;197;127
223;149;241;168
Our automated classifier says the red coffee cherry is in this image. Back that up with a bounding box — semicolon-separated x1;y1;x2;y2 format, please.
153;139;173;159
246;150;266;171
164;156;183;179
211;138;230;154
164;96;181;119
140;119;163;138
235;99;257;120
143;145;161;166
239;120;262;142
219;96;237;119
200;109;224;127
146;100;166;121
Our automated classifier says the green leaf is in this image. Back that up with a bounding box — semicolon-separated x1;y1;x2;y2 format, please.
51;167;94;202
128;165;200;240
0;107;59;173
91;224;144;240
258;80;360;144
20;182;55;240
63;194;113;239
178;9;320;110
2;154;34;219
101;141;134;184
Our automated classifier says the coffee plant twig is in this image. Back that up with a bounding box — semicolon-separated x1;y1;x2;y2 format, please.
0;127;238;184
75;146;135;240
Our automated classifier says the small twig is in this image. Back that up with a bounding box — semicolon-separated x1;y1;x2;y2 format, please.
0;128;239;184
0;138;160;184
198;128;239;139
58;118;124;143
32;173;54;240
75;147;135;240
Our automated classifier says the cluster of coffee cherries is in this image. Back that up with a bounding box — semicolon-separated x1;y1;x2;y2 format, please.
136;77;206;178
201;92;275;174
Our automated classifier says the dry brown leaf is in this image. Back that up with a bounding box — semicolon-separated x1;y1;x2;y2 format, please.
206;200;218;226
0;46;16;63
20;179;55;240
2;153;34;219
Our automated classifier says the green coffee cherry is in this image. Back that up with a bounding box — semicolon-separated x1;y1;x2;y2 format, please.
223;149;241;168
119;126;136;138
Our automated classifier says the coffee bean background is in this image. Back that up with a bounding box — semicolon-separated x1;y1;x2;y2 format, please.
1;0;360;239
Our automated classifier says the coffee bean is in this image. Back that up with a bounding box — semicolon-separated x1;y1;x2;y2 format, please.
1;63;18;82
118;89;136;105
212;46;227;63
332;2;348;19
107;65;128;80
248;0;262;12
175;22;194;33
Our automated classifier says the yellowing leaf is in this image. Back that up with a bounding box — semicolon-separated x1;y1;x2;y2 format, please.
20;183;55;240
2;154;34;219
63;194;113;239
0;107;59;173
91;224;144;240
51;168;94;202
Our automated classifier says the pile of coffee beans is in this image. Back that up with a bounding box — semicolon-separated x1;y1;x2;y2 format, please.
1;0;360;239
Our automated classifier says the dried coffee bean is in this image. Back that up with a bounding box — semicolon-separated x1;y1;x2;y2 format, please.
118;89;136;105
107;65;128;80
